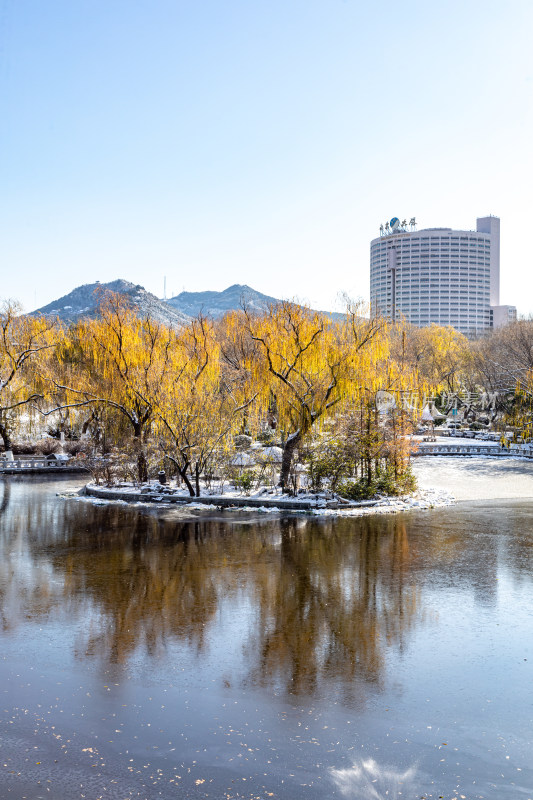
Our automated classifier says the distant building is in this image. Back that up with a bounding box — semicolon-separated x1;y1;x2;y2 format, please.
370;216;516;337
491;304;517;328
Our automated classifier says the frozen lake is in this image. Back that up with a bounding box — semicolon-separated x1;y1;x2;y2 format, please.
0;472;532;799
413;454;533;500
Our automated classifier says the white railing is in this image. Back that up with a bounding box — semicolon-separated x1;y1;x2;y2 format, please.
0;458;71;470
413;444;523;457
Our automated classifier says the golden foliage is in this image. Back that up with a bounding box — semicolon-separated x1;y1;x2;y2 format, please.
2;290;483;486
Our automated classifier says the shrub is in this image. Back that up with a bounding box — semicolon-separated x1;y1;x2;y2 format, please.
233;470;256;495
337;466;416;501
337;478;375;501
303;436;356;493
34;439;61;456
63;440;91;456
373;466;416;496
233;434;253;450
256;429;279;447
10;441;36;455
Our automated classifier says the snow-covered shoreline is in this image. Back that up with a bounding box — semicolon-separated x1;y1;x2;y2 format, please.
58;480;455;517
55;453;533;516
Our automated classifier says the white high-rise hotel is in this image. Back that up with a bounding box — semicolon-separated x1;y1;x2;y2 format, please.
370;216;516;337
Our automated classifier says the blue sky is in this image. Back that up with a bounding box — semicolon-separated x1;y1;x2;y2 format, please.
1;0;532;313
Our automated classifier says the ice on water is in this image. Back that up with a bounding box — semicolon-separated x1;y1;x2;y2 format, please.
413;455;533;501
330;758;418;799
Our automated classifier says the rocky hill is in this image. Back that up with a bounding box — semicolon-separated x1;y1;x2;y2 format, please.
166;283;345;320
33;280;345;326
33;280;192;327
165;284;279;318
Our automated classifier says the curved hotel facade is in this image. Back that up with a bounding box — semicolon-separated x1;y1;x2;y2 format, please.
370;216;514;337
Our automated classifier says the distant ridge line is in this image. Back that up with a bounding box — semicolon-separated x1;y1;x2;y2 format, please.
31;280;345;323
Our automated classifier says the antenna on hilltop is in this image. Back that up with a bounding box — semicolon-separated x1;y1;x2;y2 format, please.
163;276;167;300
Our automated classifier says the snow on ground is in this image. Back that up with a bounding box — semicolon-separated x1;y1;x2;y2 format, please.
59;449;533;517
60;481;454;517
308;487;454;517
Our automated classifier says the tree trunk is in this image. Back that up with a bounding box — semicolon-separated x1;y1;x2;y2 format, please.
195;462;200;497
132;422;148;484
163;453;195;496
137;449;148;484
0;421;13;460
175;461;195;497
366;411;372;485
180;466;195;497
280;432;301;493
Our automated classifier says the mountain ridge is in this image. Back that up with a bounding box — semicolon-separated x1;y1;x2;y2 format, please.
33;280;192;326
165;283;280;318
32;280;345;324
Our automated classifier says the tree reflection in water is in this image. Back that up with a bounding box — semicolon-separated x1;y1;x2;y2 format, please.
0;477;10;515
51;510;250;663
0;477;63;633
248;516;418;702
0;486;430;700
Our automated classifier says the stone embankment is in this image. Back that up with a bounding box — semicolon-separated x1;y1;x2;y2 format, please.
81;484;453;515
84;483;357;510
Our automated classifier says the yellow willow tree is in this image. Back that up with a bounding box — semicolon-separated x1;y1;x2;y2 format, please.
392;322;471;395
239;301;387;490
216;310;263;434
346;327;430;489
155;316;256;497
53;292;181;482
0;301;58;455
299;308;444;495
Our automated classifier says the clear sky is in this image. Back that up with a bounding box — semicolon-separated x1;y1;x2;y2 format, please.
1;0;532;314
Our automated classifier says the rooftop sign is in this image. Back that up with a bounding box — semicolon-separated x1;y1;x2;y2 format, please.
380;217;417;236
